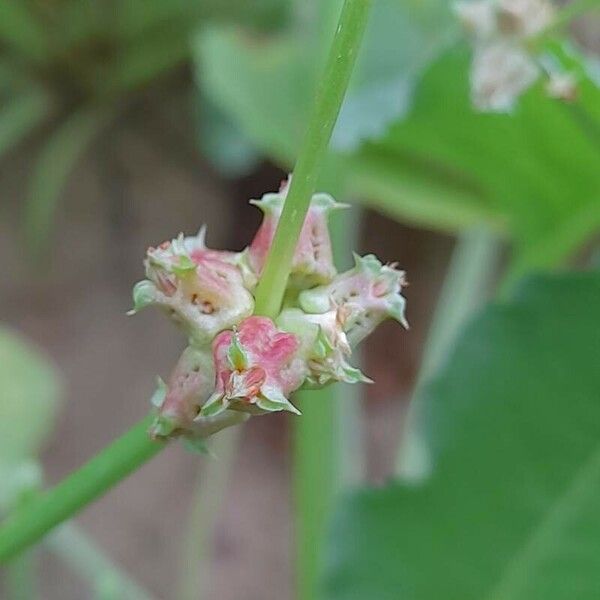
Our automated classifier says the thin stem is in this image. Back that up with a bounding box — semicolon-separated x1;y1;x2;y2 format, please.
293;388;337;600
4;551;37;600
395;228;501;478
46;522;155;600
177;428;241;600
0;415;164;563
253;0;372;318
293;206;365;600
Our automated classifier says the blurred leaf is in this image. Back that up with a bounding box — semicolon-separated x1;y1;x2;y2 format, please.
0;326;61;464
331;0;456;151
117;0;288;40
0;87;51;159
360;43;600;279
194;90;260;177
196;0;453;158
24;105;115;256
195;25;313;164
106;32;190;94
347;149;501;233
198;12;599;270
323;271;600;600
0;1;48;62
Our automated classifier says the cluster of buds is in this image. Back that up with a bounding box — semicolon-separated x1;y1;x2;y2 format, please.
454;0;577;111
131;178;408;446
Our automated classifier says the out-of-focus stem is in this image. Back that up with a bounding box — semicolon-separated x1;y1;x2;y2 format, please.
178;427;242;600
395;228;501;478
46;522;155;600
4;550;37;600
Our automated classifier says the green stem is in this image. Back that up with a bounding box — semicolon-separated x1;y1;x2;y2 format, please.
46;523;155;600
4;550;37;600
178;427;241;600
253;0;372;318
293;389;336;600
293;206;365;600
395;228;501;478
0;415;163;563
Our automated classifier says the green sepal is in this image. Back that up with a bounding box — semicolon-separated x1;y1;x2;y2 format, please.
227;332;248;371
389;296;409;329
172;255;197;277
249;193;282;213
149;376;167;408
149;413;176;438
128;280;157;315
313;325;334;359
258;388;301;415
342;364;373;384
182;436;209;455
199;392;228;418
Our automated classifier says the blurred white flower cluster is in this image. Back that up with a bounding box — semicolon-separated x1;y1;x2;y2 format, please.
455;0;577;111
131;178;408;445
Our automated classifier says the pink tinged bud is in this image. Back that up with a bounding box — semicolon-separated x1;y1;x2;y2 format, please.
149;346;214;439
277;307;371;387
247;178;348;289
130;231;254;345
299;254;408;347
199;316;305;418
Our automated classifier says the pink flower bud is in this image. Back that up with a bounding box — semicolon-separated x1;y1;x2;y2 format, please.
299;254;408;347
130;230;254;345
247;177;347;289
148;346;214;438
199;316;306;417
277;306;371;387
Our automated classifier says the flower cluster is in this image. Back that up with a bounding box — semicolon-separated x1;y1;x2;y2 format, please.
454;0;577;111
131;178;408;444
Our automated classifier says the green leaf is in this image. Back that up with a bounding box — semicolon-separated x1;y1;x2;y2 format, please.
323;272;600;600
0;1;48;62
0;326;61;463
23;105;114;257
195;25;313;164
194;89;260;177
331;0;456;151
353;43;600;274
198;15;599;270
0;87;51;159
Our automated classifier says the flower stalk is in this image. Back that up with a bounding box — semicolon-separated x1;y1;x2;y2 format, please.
253;0;372;318
0;0;373;563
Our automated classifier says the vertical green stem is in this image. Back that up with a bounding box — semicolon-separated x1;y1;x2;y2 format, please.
293;388;337;600
0;415;163;563
293;206;365;600
253;0;372;318
177;428;241;600
396;228;501;478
